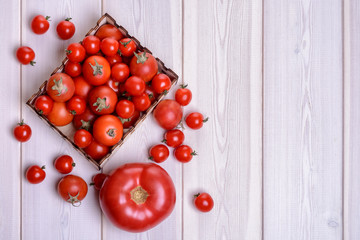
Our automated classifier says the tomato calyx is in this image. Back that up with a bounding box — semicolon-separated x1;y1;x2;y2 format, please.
134;52;148;64
70;110;77;115
130;186;149;205
161;139;167;143
37;109;43;115
41;165;46;170
51;77;68;96
120;39;131;48
30;61;36;66
119;117;131;124
106;128;117;137
80;120;91;131
45;16;51;21
18;119;25;126
89;59;103;76
67;192;81;207
65;17;72;21
194;193;201;198
191;151;198;156
117;49;122;56
65;49;72;55
180;84;188;89
93;97;110;112
203;117;209;123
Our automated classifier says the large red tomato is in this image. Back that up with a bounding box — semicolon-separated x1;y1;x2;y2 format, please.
130;52;158;82
99;163;176;233
83;56;111;86
46;73;75;102
153;100;183;130
88;86;117;115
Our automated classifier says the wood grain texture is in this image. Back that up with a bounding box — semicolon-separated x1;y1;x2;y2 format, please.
182;0;262;239
263;0;343;239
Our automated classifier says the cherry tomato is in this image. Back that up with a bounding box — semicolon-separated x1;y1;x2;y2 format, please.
46;73;75;102
111;63;129;83
73;75;93;99
74;129;93;148
118;38;137;57
105;79;119;93
194;193;214;212
26;165;46;184
124;76;145;96
73;107;97;131
132;93;151;112
106;54;122;66
58;175;88;206
56;18;75;40
145;85;159;103
54;155;75;174
163;129;184;148
122;110;140;129
174;145;197;163
66;43;86;63
118;83;130;97
175;84;192;106
185;112;208;130
149;144;169;163
34;95;53;115
82;35;101;55
83;56;111;86
122;56;132;65
47;102;74;126
130;52;158;82
95;24;123;41
13;120;32;142
116;100;135;119
88;86;117;115
100;37;119;57
93;115;123;146
153;100;183;130
151;73;171;94
64;61;82;77
84;139;109;161
16;46;35;65
66;95;86;115
31;15;50;34
91;173;108;191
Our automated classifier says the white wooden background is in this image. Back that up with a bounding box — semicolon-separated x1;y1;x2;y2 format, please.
0;0;358;239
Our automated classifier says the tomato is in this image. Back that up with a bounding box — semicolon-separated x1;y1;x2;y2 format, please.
93;115;123;146
13;120;32;142
84;139;109;161
83;56;111;86
31;15;50;34
88;86;117;115
132;93;151;112
16;46;35;65
145;85;159;103
116;100;135;119
46;73;75;102
73;75;93;99
105;79;119;93
163;129;184;148
122;56;132;65
26;165;46;184
99;163;176;232
100;37;119;57
118;38;136;57
151;73;171;94
54;155;75;174
185;112;208;130
73;107;97;131
194;193;214;212
105;54;122;66
124;76;145;96
58;175;88;206
118;83;130;97
153;100;183;130
111;63;129;83
64;61;82;77
95;24;123;41
56;18;75;40
122;110;140;129
175;84;192;106
47;102;74;126
174;145;197;163
74;129;93;148
91;173;108;191
149;144;169;163
82;35;101;55
34;95;53;115
66;95;86;115
130;52;158;82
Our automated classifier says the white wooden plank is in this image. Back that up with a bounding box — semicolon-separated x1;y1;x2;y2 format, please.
0;0;21;239
182;0;263;239
102;0;183;239
263;0;343;239
21;1;102;239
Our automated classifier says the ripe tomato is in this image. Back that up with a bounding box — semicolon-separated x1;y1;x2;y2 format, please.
95;24;123;41
130;52;158;82
66;95;86;115
124;76;145;96
91;173;108;191
99;163;176;232
145;85;159;103
66;43;86;63
174;145;197;163
163;129;184;148
58;175;88;206
47;102;74;126
46;73;75;102
116;100;135;119
16;46;35;65
175;84;192;106
54;155;75;174
56;18;75;40
111;63;129;83
106;79;119;93
84;139;109;161
185;112;208;130
153;100;183;130
13;120;32;142
118;83;130;97
74;129;93;148
82;35;101;55
31;15;50;34
151;73;171;94
83;56;111;86
122;110;140;128
34;95;53;115
73;107;97;131
88;86;117;115
64;61;82;77
119;38;136;57
26;165;46;184
132;93;151;112
106;54;122;66
149;144;169;163
100;37;119;56
194;193;214;212
93;115;123;146
73;75;93;99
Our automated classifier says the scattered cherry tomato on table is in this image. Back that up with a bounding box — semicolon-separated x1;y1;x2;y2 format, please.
174;145;197;163
175;84;192;106
95;24;123;41
118;38;136;57
56;18;75;40
31;15;50;34
185;112;208;130
82;35;101;55
54;155;75;174
151;73;171;94
153;100;183;130
130;52;158;82
194;193;214;212
34;95;53;115
66;95;86;115
163;129;184;148
26;165;46;184
13;120;32;142
74;129;93;148
66;43;86;63
90;173;108;191
149;144;169;163
58;175;88;206
16;46;35;65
